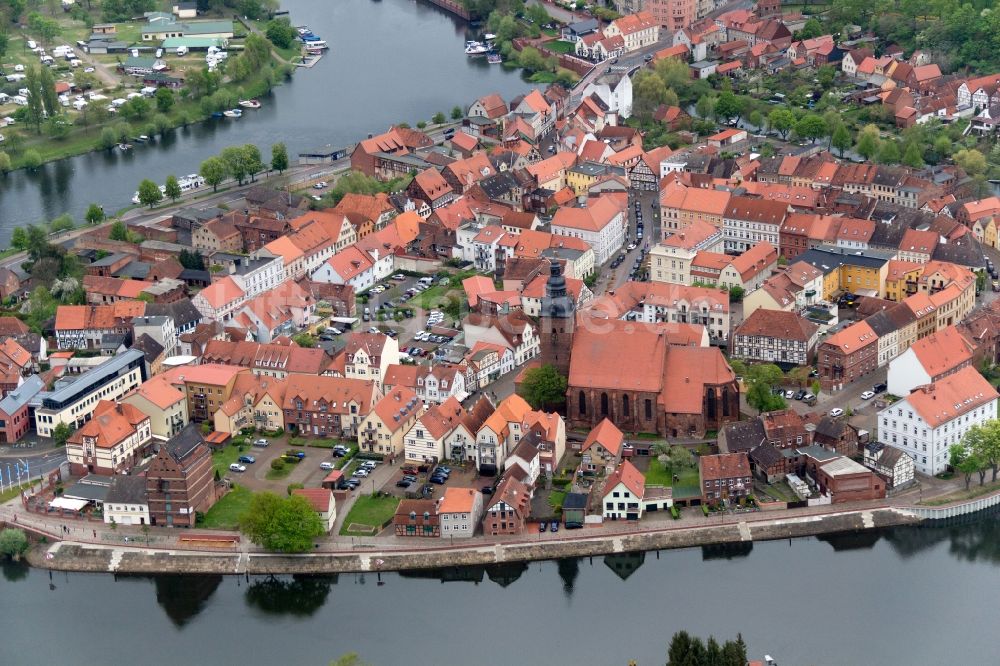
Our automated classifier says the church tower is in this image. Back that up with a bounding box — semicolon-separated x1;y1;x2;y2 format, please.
539;261;575;376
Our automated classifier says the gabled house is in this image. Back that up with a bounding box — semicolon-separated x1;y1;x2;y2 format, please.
482;474;531;535
358;386;424;458
475;393;532;473
602;459;645;520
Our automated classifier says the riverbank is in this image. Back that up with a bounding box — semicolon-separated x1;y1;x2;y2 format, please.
18;505;920;575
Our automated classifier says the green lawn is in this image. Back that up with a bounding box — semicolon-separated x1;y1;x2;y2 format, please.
265;464;294;480
201;485;253;529
545;40;575;54
643;458;674;486
0;482;32;504
672;468;702;500
212;444;244;476
338;494;401;535
763;480;797;503
549;490;567;509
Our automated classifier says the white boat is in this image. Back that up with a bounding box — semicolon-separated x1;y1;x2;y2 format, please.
118;142;131;152
487;53;502;64
131;174;206;204
223;108;242;118
483;33;496;40
465;41;489;56
238;99;261;109
303;39;327;48
297;26;311;35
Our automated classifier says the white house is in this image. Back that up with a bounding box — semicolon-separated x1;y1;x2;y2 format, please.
504;438;541;486
863;443;916;489
437;487;484;538
602;459;646;520
103;476;149;526
887;326;973;397
550;195;626;265
344;332;399;390
877;366;998;476
475;394;531;472
292;488;338;533
579;71;634;119
310;245;377;292
404;397;465;463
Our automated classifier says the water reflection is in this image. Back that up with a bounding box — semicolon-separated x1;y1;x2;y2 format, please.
1;560;28;582
399;566;486;583
245;574;337;616
556;558;579;597
604;552;646;580
701;542;754;560
153;575;223;627
816;530;883;552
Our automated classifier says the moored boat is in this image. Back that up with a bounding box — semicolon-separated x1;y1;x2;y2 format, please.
223;108;243;118
238;99;261;109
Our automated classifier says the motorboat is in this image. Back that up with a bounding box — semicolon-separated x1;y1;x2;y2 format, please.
487;53;502;64
118;142;131;152
223;108;243;118
238;99;261;109
465;41;489;56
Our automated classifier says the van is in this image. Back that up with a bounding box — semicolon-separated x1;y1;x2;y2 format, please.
26;40;36;50
176;45;189;56
70;59;81;68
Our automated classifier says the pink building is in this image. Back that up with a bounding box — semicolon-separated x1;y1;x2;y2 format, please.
0;376;43;444
646;0;695;31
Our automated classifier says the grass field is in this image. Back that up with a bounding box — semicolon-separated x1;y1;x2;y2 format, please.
545;40;576;54
201;485;253;529
338;494;400;536
211;444;245;477
644;459;701;498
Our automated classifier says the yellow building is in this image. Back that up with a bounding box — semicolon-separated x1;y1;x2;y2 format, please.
565;162;627;196
884;260;923;302
358;386;424;457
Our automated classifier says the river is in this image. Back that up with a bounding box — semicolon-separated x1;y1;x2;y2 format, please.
2;515;999;665
0;0;535;240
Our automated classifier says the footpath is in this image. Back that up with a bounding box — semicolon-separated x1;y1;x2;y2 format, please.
1;499;920;576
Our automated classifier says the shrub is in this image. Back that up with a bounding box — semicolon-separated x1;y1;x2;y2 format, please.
702;504;710;516
670;505;680;519
270;458;286;471
286;482;304;496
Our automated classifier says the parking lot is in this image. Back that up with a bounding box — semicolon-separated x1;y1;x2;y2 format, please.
378;459;486;501
220;436;346;492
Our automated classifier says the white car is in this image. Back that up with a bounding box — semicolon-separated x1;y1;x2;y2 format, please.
784;390;795;399
229;463;246;473
352;468;369;478
829;408;844;418
320;461;335;470
83;67;95;73
860;390;875;400
627;243;638;251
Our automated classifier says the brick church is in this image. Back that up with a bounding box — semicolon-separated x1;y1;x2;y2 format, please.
539;263;739;437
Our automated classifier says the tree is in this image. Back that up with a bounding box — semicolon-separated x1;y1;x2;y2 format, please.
0;528;28;560
728;285;745;302
954;148;987;176
265;17;296;49
10;227;27;251
37;64;58;119
748;110;764;131
967;421;1000;482
49;214;73;233
632;70;670;120
668;631;745;666
695;95;715;120
876;139;901;165
23;66;44;133
902;141;924;168
108;219;128;241
137;179;162;208
0;151;9;175
291;332;315;348
451;105;463;120
178;249;205;270
794;114;826;143
831;124;852;158
200;156;228;191
270;142;288;173
950;443;981;490
517;364;567;410
747;381;786;413
817;64;836;89
221;145;251;185
431;111;446;124
99;126;118;151
240;491;325;553
22;150;41;170
242;144;265;182
52;422;72;448
768;108;795;139
856;126;880;161
164;174;182;202
796;17;824;40
330;654;371;666
85;203;105;225
713;91;745;123
668;631;694;665
154;86;174;113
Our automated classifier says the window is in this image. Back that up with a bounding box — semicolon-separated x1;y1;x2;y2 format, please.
645;399;652;420
600;392;609;417
578;391;586;415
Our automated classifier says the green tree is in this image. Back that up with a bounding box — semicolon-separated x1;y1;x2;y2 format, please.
966;421;1000;482
831;124;852;157
954;148;987;176
10;227;27;251
164;174;182;202
99;126;118;151
748;109;764;131
23;66;44;133
451;105;463;120
154;86;174;113
950;443;982;490
37;64;58;119
0;151;10;175
292;332;316;348
817;64;836;89
242;144;264;182
178;249;205;270
49;214;73;233
856;127;880;161
85;204;105;225
137;178;162;208
794;113;826;143
152;113;170;136
902;141;924;168
52;422;72;448
796;17;824;39
330;654;370;666
22;149;41;170
728;285;745;302
877;140;901;164
713;91;745;123
221;145;251;185
695;95;715;119
632;70;670;120
240;491;325;553
768;108;795;139
108;219;128;241
432;111;446;124
0;528;28;560
200;156;228;191
265;17;296;49
667;631;694;665
270;142;288;173
517;364;567;410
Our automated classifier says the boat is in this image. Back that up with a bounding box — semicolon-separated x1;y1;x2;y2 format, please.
223;108;243;118
487;53;502;64
296;26;311;36
306;46;325;55
238;99;261;109
134;134;149;143
211;111;224;118
117;142;131;152
483;33;496;40
465;40;490;56
303;38;327;48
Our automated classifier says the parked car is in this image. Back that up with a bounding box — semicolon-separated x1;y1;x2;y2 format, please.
539;521;548;532
253;438;269;447
401;466;418;475
794;389;806;401
565;521;583;529
550;522;559;533
429;475;447;484
229;463;246;473
784;389;795;399
346;479;360;490
320;461;335;470
353;468;370;478
803;393;816;405
396;479;412;488
829;408;844;418
861;390;875;400
437;465;452;474
873;383;887;393
402;474;418;482
238;455;256;464
287;451;306;459
481;485;494;496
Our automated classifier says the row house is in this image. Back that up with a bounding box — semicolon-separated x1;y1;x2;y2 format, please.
403;396;471;463
723;197;788;253
0;376;44;444
641;282;730;342
650;220;725;284
818;320;879;391
475;394;532;473
605;11;660;51
122;375;189;441
511;89;555;138
349;126;434;179
731;308;819;366
283;375;378;439
740;260;825;317
383;363;467;405
888;325;974;397
463;342;515;392
343;332;400;391
213;373;288;435
659;181;731;234
463;311;539;367
699;452;752;506
191;275;246;322
358;386;424;458
200;339;332;379
408;168;456;212
54;302;145;351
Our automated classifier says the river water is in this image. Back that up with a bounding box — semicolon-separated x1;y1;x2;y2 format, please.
0;0;535;239
1;515;999;665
